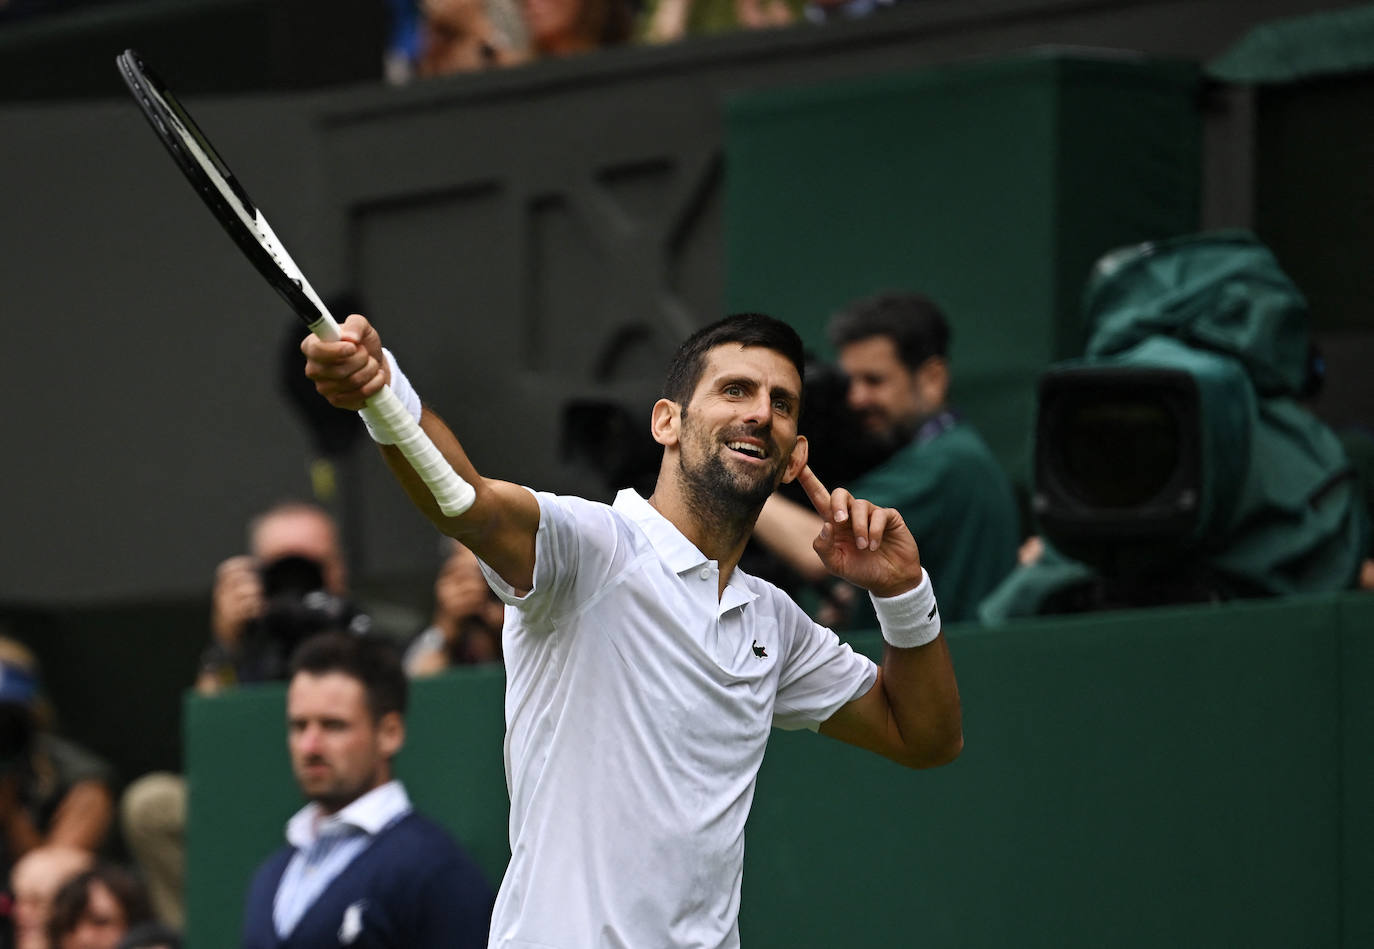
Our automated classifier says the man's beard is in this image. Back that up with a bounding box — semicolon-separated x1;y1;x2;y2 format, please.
859;410;921;453
297;760;378;814
677;411;784;525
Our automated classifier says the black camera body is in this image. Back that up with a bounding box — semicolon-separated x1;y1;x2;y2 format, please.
239;555;370;682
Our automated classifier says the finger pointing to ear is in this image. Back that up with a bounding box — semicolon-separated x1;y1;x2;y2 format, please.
798;466;831;518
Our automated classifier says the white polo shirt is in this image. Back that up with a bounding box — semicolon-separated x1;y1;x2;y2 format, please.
480;489;877;949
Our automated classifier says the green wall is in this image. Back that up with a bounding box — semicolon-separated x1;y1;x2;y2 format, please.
185;592;1374;948
723;53;1202;483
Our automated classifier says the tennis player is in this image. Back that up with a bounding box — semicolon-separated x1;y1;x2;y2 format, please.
302;311;963;949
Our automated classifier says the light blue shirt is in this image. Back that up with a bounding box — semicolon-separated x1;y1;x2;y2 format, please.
272;780;412;938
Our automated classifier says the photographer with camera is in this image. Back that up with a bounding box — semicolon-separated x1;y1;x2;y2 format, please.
198;501;369;693
403;538;504;676
120;501;371;933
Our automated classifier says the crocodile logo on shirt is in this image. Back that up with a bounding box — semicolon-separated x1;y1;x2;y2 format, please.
752;640;767;659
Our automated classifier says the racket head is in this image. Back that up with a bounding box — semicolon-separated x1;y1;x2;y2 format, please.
116;49;324;327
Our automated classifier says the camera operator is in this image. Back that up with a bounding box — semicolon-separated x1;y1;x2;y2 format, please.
752;291;1022;626
197;501;370;693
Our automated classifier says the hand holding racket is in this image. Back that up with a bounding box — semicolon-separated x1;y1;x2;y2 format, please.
116;49;475;516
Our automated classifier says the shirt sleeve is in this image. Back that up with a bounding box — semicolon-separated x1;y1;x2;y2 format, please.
770;591;877;731
476;490;635;633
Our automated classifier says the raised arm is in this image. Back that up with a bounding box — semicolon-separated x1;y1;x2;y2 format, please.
751;493;829;583
793;466;963;769
302;314;540;592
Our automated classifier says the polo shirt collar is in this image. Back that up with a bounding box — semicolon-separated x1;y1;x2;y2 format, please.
612;489;758;614
285;779;411;849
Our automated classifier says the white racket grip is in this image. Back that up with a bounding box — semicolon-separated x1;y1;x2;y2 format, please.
307;313;342;340
360;386;477;517
302;316;473;515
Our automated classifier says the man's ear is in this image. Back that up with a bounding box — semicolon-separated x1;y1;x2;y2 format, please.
780;435;809;484
651;399;681;447
917;357;950;408
378;711;405;760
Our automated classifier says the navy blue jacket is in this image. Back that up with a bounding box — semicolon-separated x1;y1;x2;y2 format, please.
241;812;494;949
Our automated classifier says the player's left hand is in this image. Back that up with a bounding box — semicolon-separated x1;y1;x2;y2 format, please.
798;466;924;598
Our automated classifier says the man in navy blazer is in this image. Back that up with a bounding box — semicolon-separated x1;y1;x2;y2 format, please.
241;632;493;949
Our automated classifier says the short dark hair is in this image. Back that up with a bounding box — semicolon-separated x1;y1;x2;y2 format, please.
288;632;407;721
662;313;807;407
48;865;152;946
828;292;950;372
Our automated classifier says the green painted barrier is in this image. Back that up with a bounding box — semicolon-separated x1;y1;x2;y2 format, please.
186;592;1374;948
184;665;510;947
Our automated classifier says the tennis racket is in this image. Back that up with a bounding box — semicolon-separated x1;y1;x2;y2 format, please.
116;48;476;517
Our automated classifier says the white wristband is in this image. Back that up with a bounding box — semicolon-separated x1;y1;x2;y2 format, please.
871;571;941;649
362;349;422;445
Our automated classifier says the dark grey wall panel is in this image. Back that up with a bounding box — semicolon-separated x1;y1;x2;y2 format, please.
3;96;326;603
0;0;386;100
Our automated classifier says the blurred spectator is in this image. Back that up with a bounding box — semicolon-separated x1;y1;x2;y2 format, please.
11;846;93;949
418;0;531;75
46;865;151;949
521;0;633;57
405;540;504;676
752;291;1021;626
385;0;424;81
113;778;180;933
0;638;114;884
800;0;892;22
241;633;493;948
639;0;797;43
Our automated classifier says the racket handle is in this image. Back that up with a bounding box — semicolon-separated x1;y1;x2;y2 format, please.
305;316;475;516
361;386;477;517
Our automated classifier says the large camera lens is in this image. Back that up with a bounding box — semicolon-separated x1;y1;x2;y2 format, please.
1054;398;1180;509
260;555;327;598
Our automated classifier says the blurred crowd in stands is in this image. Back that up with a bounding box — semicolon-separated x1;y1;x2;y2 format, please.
0;0;905;82
0;498;506;947
0;637;182;949
391;0;902;80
